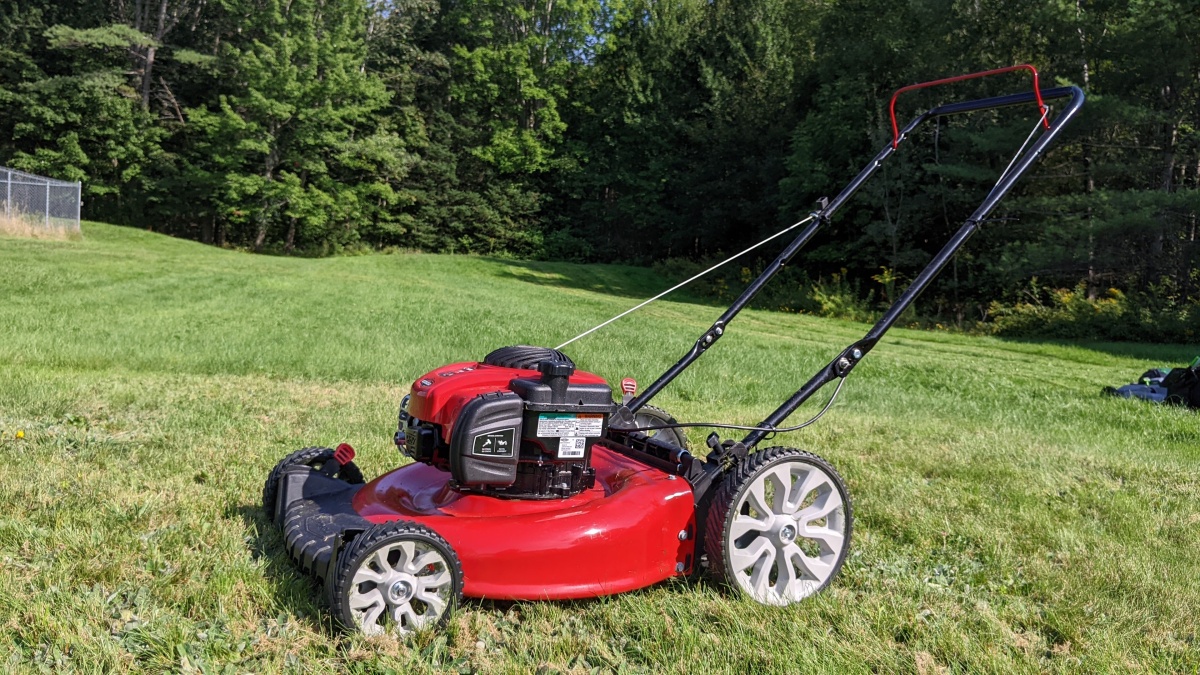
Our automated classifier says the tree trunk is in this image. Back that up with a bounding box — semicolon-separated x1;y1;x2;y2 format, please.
1148;121;1179;286
1078;0;1097;299
254;218;269;252
285;217;297;253
142;45;157;110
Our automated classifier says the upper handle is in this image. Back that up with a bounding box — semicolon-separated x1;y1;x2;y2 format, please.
889;64;1049;148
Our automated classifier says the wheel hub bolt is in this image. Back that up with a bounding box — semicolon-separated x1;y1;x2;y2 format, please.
780;525;796;542
390;580;412;602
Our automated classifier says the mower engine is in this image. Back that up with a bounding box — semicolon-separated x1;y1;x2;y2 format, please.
397;346;615;498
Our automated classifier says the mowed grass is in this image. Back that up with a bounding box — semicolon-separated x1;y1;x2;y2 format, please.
1;223;1198;674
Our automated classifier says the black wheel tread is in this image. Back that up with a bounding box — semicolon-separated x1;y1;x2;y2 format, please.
632;404;689;451
262;446;365;517
280;499;341;577
330;520;464;635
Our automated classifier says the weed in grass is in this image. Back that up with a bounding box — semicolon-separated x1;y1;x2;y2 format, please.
0;223;1198;672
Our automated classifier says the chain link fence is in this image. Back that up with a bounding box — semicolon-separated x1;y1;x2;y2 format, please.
1;166;82;234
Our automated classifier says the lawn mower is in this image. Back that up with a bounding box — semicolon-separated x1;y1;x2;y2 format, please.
262;67;1083;635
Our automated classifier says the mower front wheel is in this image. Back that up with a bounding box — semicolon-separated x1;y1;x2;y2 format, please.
330;521;463;636
705;447;852;605
262;446;365;518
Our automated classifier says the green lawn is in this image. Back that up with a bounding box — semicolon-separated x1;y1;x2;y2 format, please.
1;223;1197;673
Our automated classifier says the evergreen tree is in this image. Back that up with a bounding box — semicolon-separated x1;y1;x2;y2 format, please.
0;0;1195;338
182;0;405;252
0;4;163;222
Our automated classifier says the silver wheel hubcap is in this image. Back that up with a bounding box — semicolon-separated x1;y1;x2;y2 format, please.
727;459;847;605
389;580;413;602
348;539;453;636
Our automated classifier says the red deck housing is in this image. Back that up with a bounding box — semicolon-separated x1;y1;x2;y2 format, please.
353;445;696;600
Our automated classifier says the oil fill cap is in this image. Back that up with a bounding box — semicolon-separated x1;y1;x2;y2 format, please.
537;360;575;379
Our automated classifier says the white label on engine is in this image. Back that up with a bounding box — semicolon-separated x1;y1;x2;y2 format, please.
558;436;587;458
536;413;604;438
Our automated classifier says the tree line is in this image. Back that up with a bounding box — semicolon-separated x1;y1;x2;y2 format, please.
2;0;1198;338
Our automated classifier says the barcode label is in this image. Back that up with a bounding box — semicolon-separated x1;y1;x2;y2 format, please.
558;436;587;458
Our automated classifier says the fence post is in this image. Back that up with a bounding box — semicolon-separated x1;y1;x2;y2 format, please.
5;171;9;217
45;181;50;228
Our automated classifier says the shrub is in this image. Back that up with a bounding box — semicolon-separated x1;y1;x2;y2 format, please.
989;282;1200;343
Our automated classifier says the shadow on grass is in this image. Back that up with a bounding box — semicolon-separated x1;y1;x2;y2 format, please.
230;504;336;633
995;335;1200;362
461;572;721;613
490;261;1200;360
488;257;721;307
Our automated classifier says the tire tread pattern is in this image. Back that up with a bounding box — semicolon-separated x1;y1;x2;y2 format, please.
329;520;464;634
262;446;365;517
633;404;689;451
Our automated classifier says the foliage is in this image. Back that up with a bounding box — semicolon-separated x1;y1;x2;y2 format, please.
0;0;1198;338
180;0;405;252
989;282;1200;343
653;256;879;321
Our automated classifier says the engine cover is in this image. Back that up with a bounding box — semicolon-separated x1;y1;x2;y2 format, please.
399;347;616;499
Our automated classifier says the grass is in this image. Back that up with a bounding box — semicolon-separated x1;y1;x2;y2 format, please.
1;222;1198;673
0;211;80;240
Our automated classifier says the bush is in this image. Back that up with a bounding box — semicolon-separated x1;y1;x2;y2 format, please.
646;259;1200;344
989;282;1200;343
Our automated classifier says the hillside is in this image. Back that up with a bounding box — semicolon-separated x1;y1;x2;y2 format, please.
1;224;1197;673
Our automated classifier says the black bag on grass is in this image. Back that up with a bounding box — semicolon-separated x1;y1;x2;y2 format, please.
1104;357;1200;408
1161;363;1200;408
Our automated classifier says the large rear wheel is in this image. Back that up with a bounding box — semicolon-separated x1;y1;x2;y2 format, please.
705;447;852;605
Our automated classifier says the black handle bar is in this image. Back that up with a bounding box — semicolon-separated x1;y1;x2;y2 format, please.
627;84;1084;449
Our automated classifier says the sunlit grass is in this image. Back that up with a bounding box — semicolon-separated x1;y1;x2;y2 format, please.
1;223;1197;673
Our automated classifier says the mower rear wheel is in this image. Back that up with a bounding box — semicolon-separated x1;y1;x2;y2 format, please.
330;521;462;636
262;446;365;518
705;447;852;605
632;404;689;451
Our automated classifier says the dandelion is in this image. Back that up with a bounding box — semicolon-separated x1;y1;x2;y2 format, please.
15;430;24;439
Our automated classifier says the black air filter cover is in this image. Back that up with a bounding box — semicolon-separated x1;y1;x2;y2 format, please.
449;391;524;486
483;345;575;370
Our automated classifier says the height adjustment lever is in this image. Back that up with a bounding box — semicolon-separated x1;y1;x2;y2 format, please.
319;443;356;478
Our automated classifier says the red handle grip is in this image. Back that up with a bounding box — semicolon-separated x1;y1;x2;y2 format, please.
889;64;1049;149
